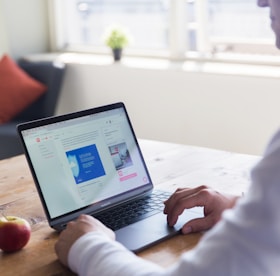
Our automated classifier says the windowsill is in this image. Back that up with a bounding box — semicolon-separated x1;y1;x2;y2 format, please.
22;52;280;79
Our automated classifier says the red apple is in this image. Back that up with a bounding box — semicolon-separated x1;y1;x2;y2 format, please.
0;215;31;253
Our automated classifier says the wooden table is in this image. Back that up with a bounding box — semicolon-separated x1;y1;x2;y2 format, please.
0;139;260;275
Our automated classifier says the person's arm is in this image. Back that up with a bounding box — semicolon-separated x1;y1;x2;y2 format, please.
55;214;115;267
55;129;280;276
164;185;239;234
55;188;239;274
55;214;165;275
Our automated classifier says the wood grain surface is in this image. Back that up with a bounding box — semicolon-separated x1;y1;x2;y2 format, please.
0;140;260;275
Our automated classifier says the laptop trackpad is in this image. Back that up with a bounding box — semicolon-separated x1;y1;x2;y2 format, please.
115;207;203;252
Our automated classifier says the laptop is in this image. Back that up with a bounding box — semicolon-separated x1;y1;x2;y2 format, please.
17;102;203;252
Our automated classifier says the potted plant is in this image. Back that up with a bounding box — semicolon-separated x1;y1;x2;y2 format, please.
104;26;130;61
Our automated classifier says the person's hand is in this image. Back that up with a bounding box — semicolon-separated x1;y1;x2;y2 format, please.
164;185;239;234
55;214;115;267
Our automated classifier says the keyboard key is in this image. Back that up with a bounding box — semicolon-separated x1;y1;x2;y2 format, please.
94;190;170;230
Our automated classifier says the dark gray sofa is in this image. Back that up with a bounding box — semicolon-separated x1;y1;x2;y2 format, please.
0;59;66;159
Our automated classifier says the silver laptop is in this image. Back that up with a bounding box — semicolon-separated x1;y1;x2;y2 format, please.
17;102;203;252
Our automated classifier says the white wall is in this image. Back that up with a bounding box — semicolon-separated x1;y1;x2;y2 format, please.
1;1;279;156
0;0;49;59
57;60;280;155
0;1;9;56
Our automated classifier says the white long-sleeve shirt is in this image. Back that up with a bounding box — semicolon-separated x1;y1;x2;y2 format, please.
68;129;280;276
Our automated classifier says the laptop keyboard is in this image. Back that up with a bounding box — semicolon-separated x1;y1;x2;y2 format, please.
94;190;171;231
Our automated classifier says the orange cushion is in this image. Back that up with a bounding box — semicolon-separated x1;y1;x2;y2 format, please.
0;55;47;124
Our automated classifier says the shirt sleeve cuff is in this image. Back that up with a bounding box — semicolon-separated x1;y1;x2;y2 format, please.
67;231;164;276
68;231;112;274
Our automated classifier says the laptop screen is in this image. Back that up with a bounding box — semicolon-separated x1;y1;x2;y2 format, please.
18;103;152;220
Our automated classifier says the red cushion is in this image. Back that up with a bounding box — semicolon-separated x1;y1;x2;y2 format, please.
0;55;47;124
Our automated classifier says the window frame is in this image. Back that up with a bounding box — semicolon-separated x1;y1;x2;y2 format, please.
48;0;280;66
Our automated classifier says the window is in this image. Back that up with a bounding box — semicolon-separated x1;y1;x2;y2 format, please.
49;0;279;63
206;0;277;57
67;0;169;49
